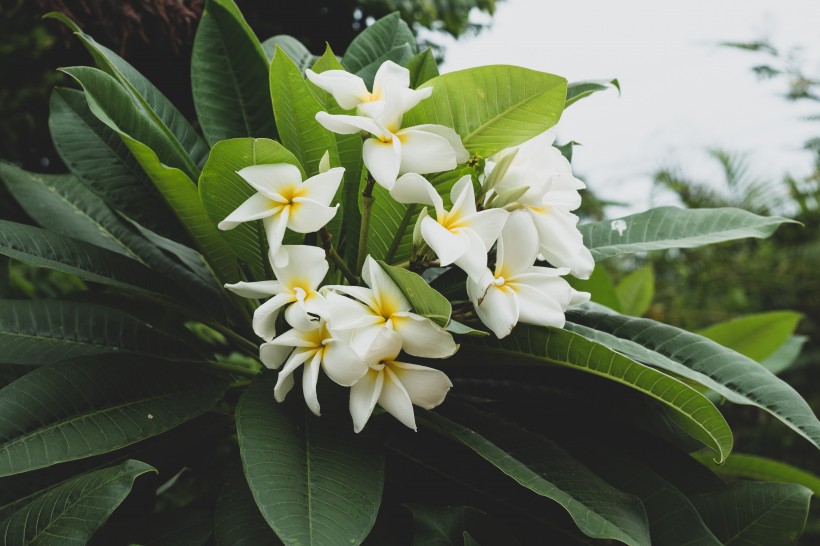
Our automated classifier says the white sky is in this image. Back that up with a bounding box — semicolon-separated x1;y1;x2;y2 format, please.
429;0;820;214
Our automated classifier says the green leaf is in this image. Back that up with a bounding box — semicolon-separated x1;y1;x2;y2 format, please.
460;326;733;462
0;299;196;366
191;0;277;146
569;264;621;311
215;465;283;545
0;356;229;476
692;452;820;496
270;46;340;177
615;265;654;317
61;67;237;282
696;311;802;362
565;78;620;108
0;220;177;299
403;66;567;157
46;13;208;174
565;309;820;454
48;87;186;241
445;319;489;337
93;509;214;546
0;161;225;309
419;404;652;546
691;482;812;546
342;13;417;86
200;138;304;280
354;45;414;89
236;371;384;546
761;335;807;375
580;207;798;261
0;459;155;545
407;504;518;546
263;35;318;69
378;261;451;326
404;48;440;88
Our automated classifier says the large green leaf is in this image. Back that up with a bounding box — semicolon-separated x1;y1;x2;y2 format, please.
565;309;820;453
0;161;225;309
236;372;384;546
403;66;567;157
615;265;654;317
200;138;304;280
0;356;229;476
270;46;339;177
48;87;185;241
580;207;797;261
61;67;237;282
0;299;196;366
0;459;155;545
46;12;208;173
404;49;440;88
215;465;283;546
419;404;652;546
262;35;318;69
761;335;807;375
697;311;802;362
459;326;733;461
342;13;416;86
378;261;451;326
565;79;620;108
191;0;277;146
692;452;820;496
569;264;622;311
407;504;518;546
0;220;176;299
691;482;812;546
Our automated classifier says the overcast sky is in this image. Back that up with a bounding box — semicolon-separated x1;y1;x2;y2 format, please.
428;0;820;213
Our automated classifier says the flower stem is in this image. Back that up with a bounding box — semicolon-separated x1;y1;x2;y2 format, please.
384;204;417;264
208;360;259;377
320;228;358;284
356;176;377;276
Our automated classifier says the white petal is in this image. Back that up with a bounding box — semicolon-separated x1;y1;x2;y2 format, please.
273;245;329;289
410;124;469;164
396;129;457;176
530;208;595;279
350;368;383;433
259;342;293;370
362;328;403;366
263;208;290;265
324;285;380;310
389;173;444;214
392;312;457;358
397;87;433;113
300;167;344;206
237;164;302;198
449;175;477;217
305;69;369;110
362;256;411;315
274;349;314;402
285;299;324;331
372;60;410;97
466;269;497;304
302;352;323;416
322;341;368;386
473;283;519;338
461;208;509;252
218;193;277;230
363;137;402;190
267;327;319;349
389;361;453;409
252;292;295;341
496;211;538;277
325;292;382;331
513;281;570;329
420;216;468;266
224;280;283;299
315;111;383;136
288;199;339;233
452;228;490;281
379;366;417;431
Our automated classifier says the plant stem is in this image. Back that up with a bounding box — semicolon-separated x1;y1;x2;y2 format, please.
204;320;260;357
384;204;417;264
320;228;358;284
356;176;377;276
208;360;259;377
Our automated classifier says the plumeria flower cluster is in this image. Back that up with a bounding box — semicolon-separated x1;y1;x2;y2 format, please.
217;59;593;430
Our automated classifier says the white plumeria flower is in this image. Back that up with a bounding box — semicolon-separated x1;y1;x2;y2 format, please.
260;320;366;416
390;173;509;281
324;256;457;358
218;164;344;267
310;63;468;190
349;328;452;433
306;60;431;119
225;245;329;341
485;130;594;279
466;212;589;338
